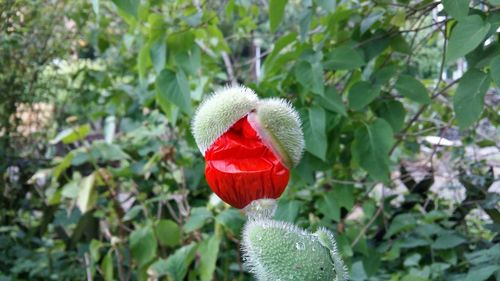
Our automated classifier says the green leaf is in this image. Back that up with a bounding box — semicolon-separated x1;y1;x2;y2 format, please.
432;233;466;249
111;0;138;18
465;244;500;264
362;249;381;276
91;142;130;161
299;8;312;41
103;116;116;144
215;209;245;235
415;224;445;238
90;239;102;262
61;180;79;199
390;10;406;28
149;38;166;73
390;35;411;54
324;46;365;70
304;106;327;161
385;214;416;237
101;250;114;281
373;100;406;132
149;243;197;280
53;152;74;180
184;207;212;232
138;43;150;80
453;69;490;128
123;205;142;222
490;56;500;87
316;191;340;221
352;119;394;182
148;13;166;40
372;64;399;87
294;60;324;95
361;10;384;34
348;81;380;110
91;0;99;16
331;184;354;211
318;86;346;116
155;219;181;247
442;0;469;21
269;0;287;32
76;173;96;214
130;224;157;267
399;236;432;248
174;46;201;76
156;69;192;115
395;75;431;104
266;32;297;62
446;15;491;62
465;265;500;281
317;0;335;12
198;235;221;281
362;31;391;61
50;124;91;145
274;200;303;223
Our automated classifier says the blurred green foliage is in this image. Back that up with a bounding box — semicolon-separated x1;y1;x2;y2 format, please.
1;0;500;280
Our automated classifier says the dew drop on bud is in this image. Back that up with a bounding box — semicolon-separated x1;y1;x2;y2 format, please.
295;242;305;251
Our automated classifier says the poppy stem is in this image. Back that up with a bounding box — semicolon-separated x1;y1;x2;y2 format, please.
243;199;277;220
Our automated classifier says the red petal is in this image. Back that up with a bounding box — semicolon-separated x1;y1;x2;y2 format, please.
205;116;290;209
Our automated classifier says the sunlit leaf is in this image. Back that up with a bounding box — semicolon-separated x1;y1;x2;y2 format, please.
76;173;96;214
50;124;91;144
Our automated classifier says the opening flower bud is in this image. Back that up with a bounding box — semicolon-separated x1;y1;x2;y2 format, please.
205;115;290;209
192;86;304;209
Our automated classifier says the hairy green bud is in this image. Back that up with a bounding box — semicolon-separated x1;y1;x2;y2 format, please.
191;85;258;154
248;98;304;167
242;219;348;281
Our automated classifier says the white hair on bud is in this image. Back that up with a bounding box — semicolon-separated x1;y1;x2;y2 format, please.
191;85;258;154
253;98;305;167
242;219;348;281
242;219;308;281
315;227;349;281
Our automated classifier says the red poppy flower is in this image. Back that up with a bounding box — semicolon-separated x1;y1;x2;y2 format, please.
204;115;290;209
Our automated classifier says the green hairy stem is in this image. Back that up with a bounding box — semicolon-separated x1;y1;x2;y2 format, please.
242;218;348;281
